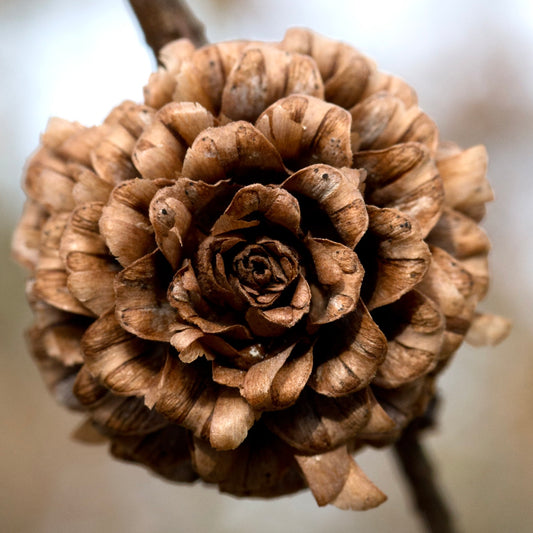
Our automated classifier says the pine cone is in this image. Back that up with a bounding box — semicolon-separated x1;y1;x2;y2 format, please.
12;28;508;510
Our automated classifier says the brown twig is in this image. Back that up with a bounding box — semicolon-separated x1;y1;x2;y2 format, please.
128;0;208;58
393;419;457;533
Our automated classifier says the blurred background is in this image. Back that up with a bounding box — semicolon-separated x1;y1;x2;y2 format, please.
1;0;531;531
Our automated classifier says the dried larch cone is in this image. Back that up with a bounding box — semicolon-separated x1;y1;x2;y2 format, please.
12;28;510;510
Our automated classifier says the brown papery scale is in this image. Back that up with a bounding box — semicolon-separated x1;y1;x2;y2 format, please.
12;27;510;512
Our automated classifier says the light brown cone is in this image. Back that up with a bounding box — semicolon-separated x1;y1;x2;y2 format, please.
12;27;509;510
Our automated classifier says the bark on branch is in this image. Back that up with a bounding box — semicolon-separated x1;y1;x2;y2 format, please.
128;0;207;58
393;403;457;533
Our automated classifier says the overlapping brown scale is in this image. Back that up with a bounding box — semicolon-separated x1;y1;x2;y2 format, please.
33;213;92;316
27;323;82;409
211;361;246;389
358;206;430;311
181;121;287;184
24;148;76;213
103;100;155;138
230;239;300;311
133;121;187;180
233;240;300;308
133;99;216;182
354;388;399;445
436;143;493;222
157;176;236;224
459;254;490;302
168;260;252;340
372;290;444;388
27;294;90;368
172;41;251;115
245;274;311;337
189;426;305;497
73;365;108;406
210;183;301;237
110;424;198;482
169;326;210;364
208;387;256;450
309;300;387;397
428;207;491;298
99;178;170;267
428;207;490;260
60;203;108;260
373;376;436;432
160;39;200;74
280;28;375;110
264;387;371;454
90;124;139;185
255;95;353;169
360;70;418;109
194;235;251;311
150;179;237;269
39;117;86;153
144;68;180;109
65;254;117;317
144;39;196;108
351;93;407;151
322;54;374;111
82;309;166;398
173;46;231;112
241;342;313;411
282;165;367;247
353;143;444;238
418;246;476;317
193;334;267;371
306;237;364;324
114;250;181;342
25;286;86;408
159;101;217;146
416;246;477;364
38;320;88;368
88;394;170;437
149;184;201;270
25;125;112;212
60;202;119;316
149;354;254;450
220;45;324;122
465;312;512;347
350;92;438;154
41;117;106;168
69;164;113;206
295;445;386;510
11;199;49;271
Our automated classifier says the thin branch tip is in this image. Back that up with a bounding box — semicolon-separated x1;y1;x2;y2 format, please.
128;0;208;58
394;423;457;533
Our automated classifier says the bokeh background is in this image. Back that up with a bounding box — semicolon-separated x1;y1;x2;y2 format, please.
1;1;532;531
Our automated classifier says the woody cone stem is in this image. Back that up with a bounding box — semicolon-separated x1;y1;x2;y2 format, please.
128;0;207;54
394;426;456;533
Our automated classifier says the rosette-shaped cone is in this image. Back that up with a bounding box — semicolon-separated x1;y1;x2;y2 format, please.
12;29;510;510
